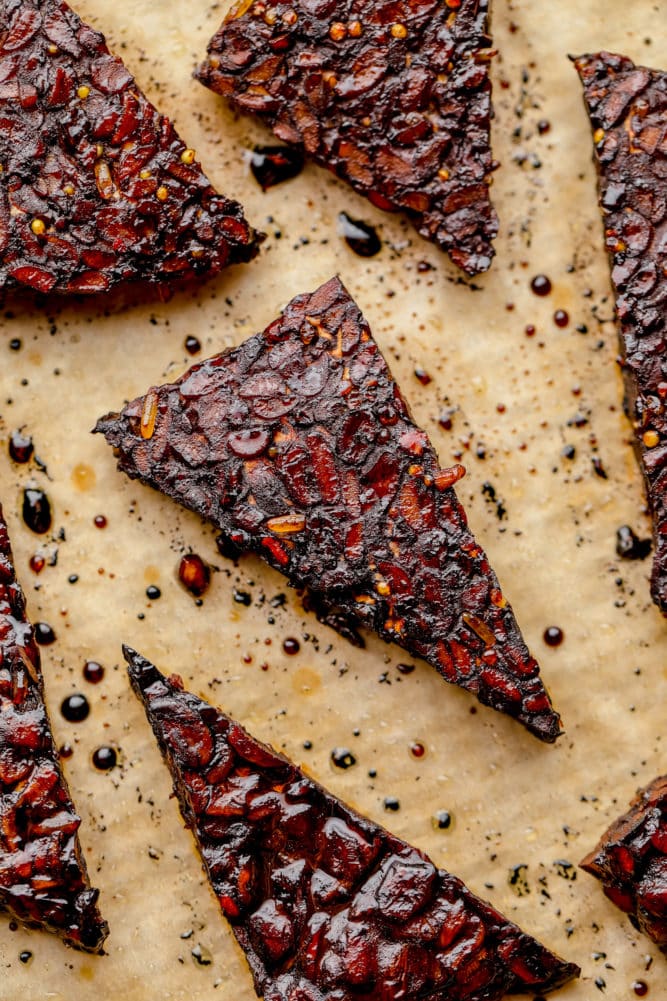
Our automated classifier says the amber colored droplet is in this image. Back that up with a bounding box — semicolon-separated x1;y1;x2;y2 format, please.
140;392;158;439
178;553;211;597
410;741;425;758
267;513;306;534
643;430;659;448
29;554;45;574
593;127;605;144
92;746;117;771
22;487;52;535
94;514;107;529
543;626;564;647
61;693;90;722
632;981;649;997
83;661;105;684
390;22;407;38
553;309;569;327
8;429;33;463
338;212;382;257
530;274;552;296
34;621;56;645
185;335;201;355
71;462;96;491
283;637;300;655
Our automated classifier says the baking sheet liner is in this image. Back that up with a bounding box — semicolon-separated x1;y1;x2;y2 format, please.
0;0;665;997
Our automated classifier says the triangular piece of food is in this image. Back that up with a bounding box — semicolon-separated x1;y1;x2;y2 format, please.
581;776;667;955
126;647;579;999
0;0;261;296
96;277;563;742
0;504;108;951
196;0;498;275
574;52;667;614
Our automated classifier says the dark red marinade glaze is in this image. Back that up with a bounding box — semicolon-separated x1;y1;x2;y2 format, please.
0;503;107;952
574;52;667;615
0;0;261;296
196;0;498;276
581;775;667;955
97;277;562;742
126;646;579;1000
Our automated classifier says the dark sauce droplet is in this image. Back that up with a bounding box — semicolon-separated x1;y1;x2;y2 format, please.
434;809;453;830
146;585;161;600
397;663;415;675
18;950;32;965
633;981;649;997
9;430;33;464
29;554;45;574
530;274;552;296
61;693;90;723
250;145;304;190
93;514;107;529
553;309;569;328
616;525;652;561
283;637;300;655
34;622;56;645
9;338;21;351
338;212;382;257
22;487;52;535
185;335;201;356
83;661;105;684
331;747;356;770
178;553;210;598
59;743;74;759
92;746;117;771
383;796;400;812
537;119;551;134
410;741;425;758
543;626;564;647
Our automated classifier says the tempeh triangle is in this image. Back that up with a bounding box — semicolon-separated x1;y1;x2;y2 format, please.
0;504;108;951
0;0;261;296
196;0;498;275
126;647;579;1000
97;277;563;742
574;52;667;614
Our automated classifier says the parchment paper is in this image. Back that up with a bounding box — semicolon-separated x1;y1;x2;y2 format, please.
0;1;665;998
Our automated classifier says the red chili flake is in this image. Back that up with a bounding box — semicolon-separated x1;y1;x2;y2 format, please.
0;0;261;297
126;648;580;998
196;0;499;275
96;277;564;743
575;51;667;616
0;504;107;952
581;775;667;956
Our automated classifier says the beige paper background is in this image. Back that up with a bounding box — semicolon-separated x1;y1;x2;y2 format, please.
0;0;665;997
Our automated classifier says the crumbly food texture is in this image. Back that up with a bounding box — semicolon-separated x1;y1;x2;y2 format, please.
0;0;261;296
0;504;108;952
97;276;562;742
574;51;667;615
127;647;579;1000
196;0;498;275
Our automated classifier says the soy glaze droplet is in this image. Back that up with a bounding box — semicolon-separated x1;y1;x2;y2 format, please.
92;746;117;771
61;693;90;723
338;212;382;257
543;626;564;647
22;488;52;534
530;274;552;296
